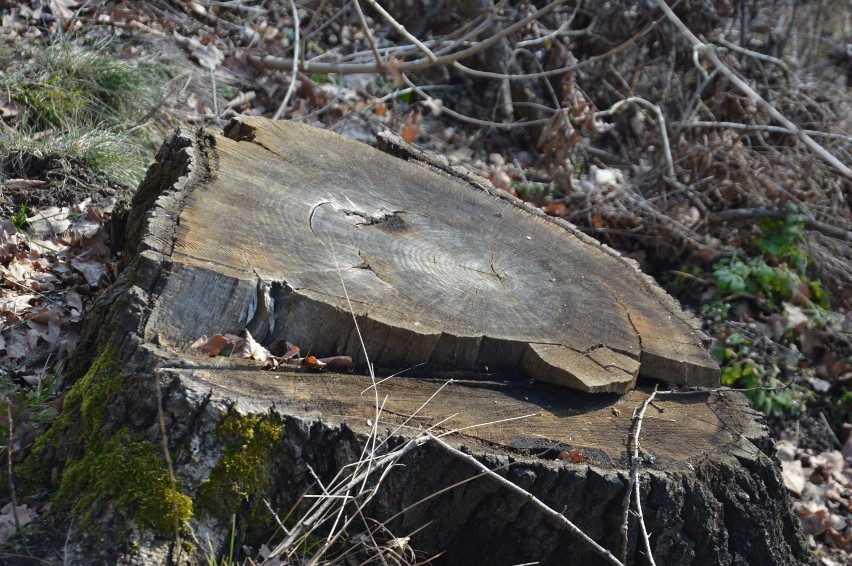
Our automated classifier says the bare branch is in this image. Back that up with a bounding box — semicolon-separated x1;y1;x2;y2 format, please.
425;433;625;566
712;36;793;77
254;0;567;75
402;74;553;128
652;0;852;180
709;207;852;242
674;120;852;143
351;0;383;71
272;0;301;120
363;0;437;62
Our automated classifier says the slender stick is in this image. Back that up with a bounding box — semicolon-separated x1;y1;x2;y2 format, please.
154;376;182;556
255;0;567;75
622;386;659;566
363;0;437;62
351;0;383;71
425;433;624;566
652;0;851;180
674;120;852;143
272;0;302;120
4;397;20;532
709;207;852;242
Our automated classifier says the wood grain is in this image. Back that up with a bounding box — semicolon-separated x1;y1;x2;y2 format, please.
142;117;717;393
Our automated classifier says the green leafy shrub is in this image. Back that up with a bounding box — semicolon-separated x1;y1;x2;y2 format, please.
716;333;810;416
712;206;827;311
699;206;828;415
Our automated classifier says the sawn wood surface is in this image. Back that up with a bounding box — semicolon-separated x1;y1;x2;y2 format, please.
141;117;718;394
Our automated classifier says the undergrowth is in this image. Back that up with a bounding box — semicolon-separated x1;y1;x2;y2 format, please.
0;36;167;191
685;206;836;416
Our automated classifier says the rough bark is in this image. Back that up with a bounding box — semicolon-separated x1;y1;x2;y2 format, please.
23;121;814;566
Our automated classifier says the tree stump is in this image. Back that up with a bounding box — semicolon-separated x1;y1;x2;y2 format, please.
27;119;813;565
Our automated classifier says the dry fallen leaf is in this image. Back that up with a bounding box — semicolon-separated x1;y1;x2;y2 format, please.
301;355;326;370
318;356;353;371
241;329;271;362
3;178;48;190
190;334;231;357
557;448;585;463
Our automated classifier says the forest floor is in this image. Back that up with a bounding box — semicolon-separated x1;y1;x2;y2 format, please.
0;1;850;564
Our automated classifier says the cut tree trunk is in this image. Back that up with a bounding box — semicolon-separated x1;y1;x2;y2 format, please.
31;119;813;566
136;117;718;394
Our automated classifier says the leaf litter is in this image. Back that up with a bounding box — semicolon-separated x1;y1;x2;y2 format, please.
189;329;352;373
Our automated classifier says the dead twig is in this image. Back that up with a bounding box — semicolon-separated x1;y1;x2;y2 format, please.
153;376;182;558
425;433;624;566
4;396;20;533
674;120;852;143
652;0;852;180
709;208;852;242
272;0;301;120
351;0;382;71
255;0;567;75
363;0;437;63
620;386;658;565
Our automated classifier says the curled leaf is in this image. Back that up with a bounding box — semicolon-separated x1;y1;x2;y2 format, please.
318;356;353;371
190;334;231;357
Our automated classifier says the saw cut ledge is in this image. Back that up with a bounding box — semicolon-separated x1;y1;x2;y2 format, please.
139;117;717;393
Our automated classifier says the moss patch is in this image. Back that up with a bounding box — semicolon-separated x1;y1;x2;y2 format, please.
19;345;192;535
197;411;284;541
57;428;192;533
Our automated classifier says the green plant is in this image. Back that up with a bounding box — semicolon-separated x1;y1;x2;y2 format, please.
716;333;810;416
712;205;827;311
9;203;28;231
699;206;834;416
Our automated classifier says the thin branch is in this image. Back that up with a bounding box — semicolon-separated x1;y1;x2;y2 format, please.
652;0;852;180
712;36;793;76
154;376;182;557
272;0;301;120
351;0;382;71
516;6;590;47
363;0;437;62
5;397;20;533
454;15;660;81
674;120;852;143
402;74;553;128
629;386;658;566
709;207;852;242
254;0;567;75
592;96;675;178
425;433;624;566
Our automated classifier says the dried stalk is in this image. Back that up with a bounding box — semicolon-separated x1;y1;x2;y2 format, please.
425;433;625;566
272;0;301;120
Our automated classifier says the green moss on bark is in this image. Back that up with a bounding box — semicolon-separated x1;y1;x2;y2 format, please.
57;428;192;533
198;411;284;538
19;345;192;535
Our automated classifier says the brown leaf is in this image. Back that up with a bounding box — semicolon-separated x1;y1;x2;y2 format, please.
543;202;568;217
3;179;48;191
318;356;353;371
400;109;422;143
301;355;326;370
557;449;585;463
27;205;73;237
191;334;231;357
69;257;107;286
